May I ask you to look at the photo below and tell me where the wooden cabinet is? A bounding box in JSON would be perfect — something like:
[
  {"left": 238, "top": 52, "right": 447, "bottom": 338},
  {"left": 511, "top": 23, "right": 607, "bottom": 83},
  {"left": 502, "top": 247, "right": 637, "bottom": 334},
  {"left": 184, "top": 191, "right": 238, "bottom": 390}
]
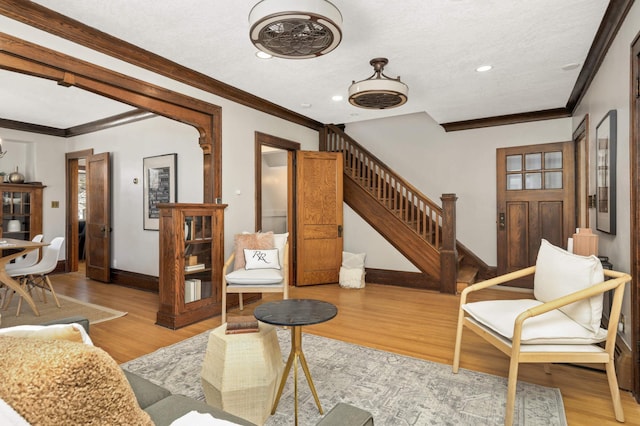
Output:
[
  {"left": 0, "top": 183, "right": 45, "bottom": 241},
  {"left": 156, "top": 203, "right": 226, "bottom": 329}
]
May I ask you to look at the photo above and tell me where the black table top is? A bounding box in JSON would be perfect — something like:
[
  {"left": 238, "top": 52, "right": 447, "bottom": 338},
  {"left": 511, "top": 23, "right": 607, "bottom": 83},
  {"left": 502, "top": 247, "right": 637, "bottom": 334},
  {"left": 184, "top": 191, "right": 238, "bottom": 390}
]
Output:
[{"left": 254, "top": 299, "right": 337, "bottom": 327}]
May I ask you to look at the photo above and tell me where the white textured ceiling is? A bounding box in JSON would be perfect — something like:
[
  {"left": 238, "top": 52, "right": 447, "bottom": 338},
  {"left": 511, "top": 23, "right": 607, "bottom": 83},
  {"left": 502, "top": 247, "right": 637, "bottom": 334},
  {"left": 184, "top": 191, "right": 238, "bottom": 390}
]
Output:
[{"left": 1, "top": 0, "right": 609, "bottom": 128}]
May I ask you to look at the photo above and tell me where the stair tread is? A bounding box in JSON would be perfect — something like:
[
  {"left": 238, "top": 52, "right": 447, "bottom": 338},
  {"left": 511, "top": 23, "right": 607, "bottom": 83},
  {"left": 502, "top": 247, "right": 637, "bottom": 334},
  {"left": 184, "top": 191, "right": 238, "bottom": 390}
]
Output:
[{"left": 457, "top": 265, "right": 478, "bottom": 284}]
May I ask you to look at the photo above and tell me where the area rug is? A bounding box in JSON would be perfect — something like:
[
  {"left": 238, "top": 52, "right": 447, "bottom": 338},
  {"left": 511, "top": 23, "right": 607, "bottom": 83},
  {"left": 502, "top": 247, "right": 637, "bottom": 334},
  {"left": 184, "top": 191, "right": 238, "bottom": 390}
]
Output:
[
  {"left": 122, "top": 328, "right": 566, "bottom": 425},
  {"left": 0, "top": 293, "right": 127, "bottom": 328}
]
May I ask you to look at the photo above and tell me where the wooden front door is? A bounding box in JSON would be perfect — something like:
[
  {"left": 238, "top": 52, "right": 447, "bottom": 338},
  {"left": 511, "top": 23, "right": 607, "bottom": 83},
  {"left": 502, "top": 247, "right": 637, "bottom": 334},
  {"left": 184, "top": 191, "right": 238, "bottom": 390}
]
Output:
[
  {"left": 497, "top": 142, "right": 575, "bottom": 286},
  {"left": 86, "top": 152, "right": 111, "bottom": 282},
  {"left": 296, "top": 151, "right": 343, "bottom": 286}
]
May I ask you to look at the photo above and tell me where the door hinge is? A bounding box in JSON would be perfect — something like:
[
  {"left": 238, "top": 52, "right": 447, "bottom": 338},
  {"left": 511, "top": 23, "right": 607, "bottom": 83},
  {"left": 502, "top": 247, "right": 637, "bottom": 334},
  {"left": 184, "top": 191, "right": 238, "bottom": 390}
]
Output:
[{"left": 636, "top": 77, "right": 640, "bottom": 99}]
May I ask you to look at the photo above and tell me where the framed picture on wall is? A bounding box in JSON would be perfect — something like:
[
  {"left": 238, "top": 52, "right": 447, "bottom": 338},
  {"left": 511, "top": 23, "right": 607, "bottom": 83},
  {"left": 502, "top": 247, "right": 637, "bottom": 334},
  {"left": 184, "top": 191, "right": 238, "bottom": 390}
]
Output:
[
  {"left": 143, "top": 153, "right": 177, "bottom": 230},
  {"left": 595, "top": 110, "right": 616, "bottom": 234}
]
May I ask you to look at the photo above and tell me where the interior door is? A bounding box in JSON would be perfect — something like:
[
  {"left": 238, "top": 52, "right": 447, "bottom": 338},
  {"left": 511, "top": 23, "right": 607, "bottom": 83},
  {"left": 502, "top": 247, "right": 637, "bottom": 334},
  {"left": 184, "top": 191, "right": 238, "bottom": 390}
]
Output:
[
  {"left": 86, "top": 152, "right": 111, "bottom": 282},
  {"left": 296, "top": 151, "right": 343, "bottom": 286},
  {"left": 497, "top": 142, "right": 575, "bottom": 286}
]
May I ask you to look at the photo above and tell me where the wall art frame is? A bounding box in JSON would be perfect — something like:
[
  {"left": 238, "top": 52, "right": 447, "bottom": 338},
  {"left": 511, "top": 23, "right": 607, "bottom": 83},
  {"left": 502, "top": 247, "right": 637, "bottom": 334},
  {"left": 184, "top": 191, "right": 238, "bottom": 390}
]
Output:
[
  {"left": 143, "top": 153, "right": 177, "bottom": 230},
  {"left": 595, "top": 110, "right": 616, "bottom": 234}
]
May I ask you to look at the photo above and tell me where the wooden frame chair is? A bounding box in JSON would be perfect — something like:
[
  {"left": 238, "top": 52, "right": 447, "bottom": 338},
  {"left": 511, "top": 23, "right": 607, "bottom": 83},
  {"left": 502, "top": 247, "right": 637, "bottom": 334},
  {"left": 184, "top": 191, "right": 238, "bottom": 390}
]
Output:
[
  {"left": 221, "top": 237, "right": 289, "bottom": 324},
  {"left": 453, "top": 263, "right": 631, "bottom": 426}
]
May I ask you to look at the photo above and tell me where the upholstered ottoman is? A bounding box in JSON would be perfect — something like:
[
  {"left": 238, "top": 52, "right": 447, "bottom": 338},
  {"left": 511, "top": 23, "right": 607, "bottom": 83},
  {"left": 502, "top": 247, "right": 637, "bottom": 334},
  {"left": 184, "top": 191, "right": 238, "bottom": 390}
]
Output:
[{"left": 201, "top": 322, "right": 283, "bottom": 425}]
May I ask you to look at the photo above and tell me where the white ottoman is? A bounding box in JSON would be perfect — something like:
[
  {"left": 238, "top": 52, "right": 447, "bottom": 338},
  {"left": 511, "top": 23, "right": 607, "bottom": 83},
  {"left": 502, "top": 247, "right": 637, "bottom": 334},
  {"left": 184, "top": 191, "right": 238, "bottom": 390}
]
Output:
[{"left": 201, "top": 322, "right": 283, "bottom": 425}]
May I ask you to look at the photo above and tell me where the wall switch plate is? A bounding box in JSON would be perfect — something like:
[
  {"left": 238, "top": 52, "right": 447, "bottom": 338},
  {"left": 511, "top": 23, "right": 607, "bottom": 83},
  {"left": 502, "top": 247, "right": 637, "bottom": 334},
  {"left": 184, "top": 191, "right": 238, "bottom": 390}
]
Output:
[{"left": 51, "top": 201, "right": 59, "bottom": 208}]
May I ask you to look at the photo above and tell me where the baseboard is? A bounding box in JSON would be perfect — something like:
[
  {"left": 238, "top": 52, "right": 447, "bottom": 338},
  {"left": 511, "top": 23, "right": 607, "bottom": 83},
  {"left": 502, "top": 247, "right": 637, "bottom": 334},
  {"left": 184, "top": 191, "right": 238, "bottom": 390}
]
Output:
[
  {"left": 364, "top": 268, "right": 439, "bottom": 291},
  {"left": 111, "top": 268, "right": 159, "bottom": 292}
]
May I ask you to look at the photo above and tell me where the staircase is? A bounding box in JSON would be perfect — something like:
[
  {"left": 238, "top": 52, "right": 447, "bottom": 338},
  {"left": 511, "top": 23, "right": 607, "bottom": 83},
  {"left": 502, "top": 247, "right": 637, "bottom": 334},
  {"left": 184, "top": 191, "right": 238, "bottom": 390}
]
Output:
[{"left": 321, "top": 125, "right": 493, "bottom": 293}]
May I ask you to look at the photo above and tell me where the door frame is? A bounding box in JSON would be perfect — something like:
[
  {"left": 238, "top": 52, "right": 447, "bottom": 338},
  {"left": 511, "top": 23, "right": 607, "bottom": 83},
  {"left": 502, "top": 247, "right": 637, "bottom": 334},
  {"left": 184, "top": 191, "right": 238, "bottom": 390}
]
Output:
[
  {"left": 65, "top": 149, "right": 93, "bottom": 272},
  {"left": 255, "top": 132, "right": 300, "bottom": 285},
  {"left": 629, "top": 30, "right": 640, "bottom": 399}
]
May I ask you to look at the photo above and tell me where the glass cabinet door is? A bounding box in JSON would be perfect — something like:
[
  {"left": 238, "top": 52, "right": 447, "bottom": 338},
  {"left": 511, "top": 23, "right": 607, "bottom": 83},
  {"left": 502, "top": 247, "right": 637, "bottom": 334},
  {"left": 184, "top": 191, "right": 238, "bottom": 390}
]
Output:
[
  {"left": 183, "top": 214, "right": 213, "bottom": 304},
  {"left": 2, "top": 190, "right": 31, "bottom": 240}
]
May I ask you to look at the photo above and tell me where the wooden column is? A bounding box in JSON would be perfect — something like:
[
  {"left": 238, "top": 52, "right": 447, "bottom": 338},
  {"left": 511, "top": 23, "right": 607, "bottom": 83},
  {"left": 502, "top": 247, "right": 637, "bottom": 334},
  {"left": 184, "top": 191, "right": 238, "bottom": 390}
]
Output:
[{"left": 440, "top": 193, "right": 458, "bottom": 294}]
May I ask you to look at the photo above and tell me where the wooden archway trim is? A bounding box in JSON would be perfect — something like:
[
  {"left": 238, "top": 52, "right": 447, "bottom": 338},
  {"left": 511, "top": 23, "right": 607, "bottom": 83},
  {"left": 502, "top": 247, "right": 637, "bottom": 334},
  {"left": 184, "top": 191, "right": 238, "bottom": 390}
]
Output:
[{"left": 0, "top": 32, "right": 221, "bottom": 201}]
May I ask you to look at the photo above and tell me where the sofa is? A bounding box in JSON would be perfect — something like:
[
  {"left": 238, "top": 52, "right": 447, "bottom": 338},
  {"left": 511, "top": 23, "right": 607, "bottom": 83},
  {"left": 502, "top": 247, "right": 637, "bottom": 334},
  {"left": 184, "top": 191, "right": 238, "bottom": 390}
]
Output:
[{"left": 0, "top": 318, "right": 373, "bottom": 426}]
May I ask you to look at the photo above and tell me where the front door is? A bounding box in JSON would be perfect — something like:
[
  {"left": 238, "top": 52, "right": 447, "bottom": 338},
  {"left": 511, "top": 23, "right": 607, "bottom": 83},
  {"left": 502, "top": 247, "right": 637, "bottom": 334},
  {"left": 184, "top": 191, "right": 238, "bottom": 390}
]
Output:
[
  {"left": 86, "top": 152, "right": 111, "bottom": 282},
  {"left": 497, "top": 142, "right": 575, "bottom": 286},
  {"left": 296, "top": 151, "right": 343, "bottom": 286}
]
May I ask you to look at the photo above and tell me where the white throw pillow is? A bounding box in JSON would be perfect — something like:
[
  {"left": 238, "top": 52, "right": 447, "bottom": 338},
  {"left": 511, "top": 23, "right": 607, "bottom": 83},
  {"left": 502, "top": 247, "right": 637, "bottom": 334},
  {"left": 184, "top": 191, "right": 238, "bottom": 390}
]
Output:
[
  {"left": 534, "top": 239, "right": 604, "bottom": 332},
  {"left": 244, "top": 249, "right": 280, "bottom": 270},
  {"left": 339, "top": 267, "right": 365, "bottom": 289},
  {"left": 0, "top": 323, "right": 93, "bottom": 345},
  {"left": 463, "top": 299, "right": 607, "bottom": 344},
  {"left": 342, "top": 252, "right": 366, "bottom": 269}
]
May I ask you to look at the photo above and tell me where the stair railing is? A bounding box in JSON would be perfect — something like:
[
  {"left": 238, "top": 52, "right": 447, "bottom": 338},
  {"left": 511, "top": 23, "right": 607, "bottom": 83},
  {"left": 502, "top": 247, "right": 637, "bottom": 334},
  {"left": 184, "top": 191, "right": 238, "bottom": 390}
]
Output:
[{"left": 323, "top": 125, "right": 448, "bottom": 251}]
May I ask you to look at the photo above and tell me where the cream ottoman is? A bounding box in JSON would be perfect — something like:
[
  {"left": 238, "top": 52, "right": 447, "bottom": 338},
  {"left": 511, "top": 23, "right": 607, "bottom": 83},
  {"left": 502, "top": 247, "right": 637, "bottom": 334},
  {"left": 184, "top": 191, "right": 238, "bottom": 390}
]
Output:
[{"left": 201, "top": 322, "right": 283, "bottom": 425}]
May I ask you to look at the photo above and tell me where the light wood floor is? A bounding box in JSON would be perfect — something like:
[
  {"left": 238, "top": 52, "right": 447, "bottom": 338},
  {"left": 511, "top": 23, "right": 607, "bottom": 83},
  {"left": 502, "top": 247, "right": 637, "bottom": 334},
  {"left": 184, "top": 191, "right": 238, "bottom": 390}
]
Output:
[{"left": 48, "top": 269, "right": 640, "bottom": 425}]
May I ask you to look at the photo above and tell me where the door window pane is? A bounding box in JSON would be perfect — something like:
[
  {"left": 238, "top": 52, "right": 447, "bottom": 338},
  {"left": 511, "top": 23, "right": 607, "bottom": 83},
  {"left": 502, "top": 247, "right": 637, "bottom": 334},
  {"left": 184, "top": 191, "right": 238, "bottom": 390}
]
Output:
[
  {"left": 507, "top": 174, "right": 522, "bottom": 190},
  {"left": 545, "top": 171, "right": 563, "bottom": 189},
  {"left": 545, "top": 152, "right": 562, "bottom": 169},
  {"left": 525, "top": 153, "right": 542, "bottom": 170},
  {"left": 506, "top": 155, "right": 521, "bottom": 172},
  {"left": 525, "top": 173, "right": 542, "bottom": 189}
]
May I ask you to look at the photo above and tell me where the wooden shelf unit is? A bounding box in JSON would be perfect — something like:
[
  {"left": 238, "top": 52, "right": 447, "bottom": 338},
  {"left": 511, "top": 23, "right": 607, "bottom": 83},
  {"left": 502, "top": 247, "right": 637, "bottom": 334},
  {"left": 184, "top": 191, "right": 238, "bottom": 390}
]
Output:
[
  {"left": 0, "top": 183, "right": 45, "bottom": 241},
  {"left": 156, "top": 203, "right": 226, "bottom": 329}
]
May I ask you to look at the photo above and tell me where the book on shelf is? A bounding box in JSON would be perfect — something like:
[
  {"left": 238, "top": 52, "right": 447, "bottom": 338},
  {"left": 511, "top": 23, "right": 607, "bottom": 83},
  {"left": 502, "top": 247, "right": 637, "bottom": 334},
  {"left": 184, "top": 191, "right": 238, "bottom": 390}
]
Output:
[
  {"left": 184, "top": 263, "right": 205, "bottom": 272},
  {"left": 184, "top": 279, "right": 202, "bottom": 303},
  {"left": 225, "top": 315, "right": 259, "bottom": 334}
]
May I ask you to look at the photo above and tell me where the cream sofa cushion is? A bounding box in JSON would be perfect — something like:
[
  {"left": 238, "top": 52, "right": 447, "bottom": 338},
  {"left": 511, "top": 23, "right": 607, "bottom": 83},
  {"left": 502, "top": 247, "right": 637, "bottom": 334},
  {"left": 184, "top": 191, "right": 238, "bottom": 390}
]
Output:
[
  {"left": 463, "top": 299, "right": 607, "bottom": 344},
  {"left": 534, "top": 239, "right": 604, "bottom": 332}
]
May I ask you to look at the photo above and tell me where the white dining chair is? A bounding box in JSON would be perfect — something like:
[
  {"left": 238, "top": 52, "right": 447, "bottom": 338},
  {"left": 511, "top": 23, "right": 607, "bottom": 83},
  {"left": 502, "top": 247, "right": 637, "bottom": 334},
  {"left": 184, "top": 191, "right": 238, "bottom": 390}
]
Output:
[
  {"left": 6, "top": 237, "right": 64, "bottom": 315},
  {"left": 5, "top": 234, "right": 44, "bottom": 272}
]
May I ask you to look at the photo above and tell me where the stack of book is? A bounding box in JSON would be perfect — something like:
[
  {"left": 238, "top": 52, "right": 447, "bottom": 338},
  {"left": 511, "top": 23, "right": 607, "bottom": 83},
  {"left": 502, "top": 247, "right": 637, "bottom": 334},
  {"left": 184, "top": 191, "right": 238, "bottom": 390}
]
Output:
[
  {"left": 185, "top": 263, "right": 205, "bottom": 272},
  {"left": 184, "top": 278, "right": 202, "bottom": 303},
  {"left": 225, "top": 315, "right": 259, "bottom": 334}
]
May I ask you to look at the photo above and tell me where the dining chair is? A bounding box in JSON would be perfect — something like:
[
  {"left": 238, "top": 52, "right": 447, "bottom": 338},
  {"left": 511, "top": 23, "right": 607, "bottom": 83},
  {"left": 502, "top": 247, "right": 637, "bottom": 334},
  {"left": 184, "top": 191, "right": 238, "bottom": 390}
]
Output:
[
  {"left": 5, "top": 234, "right": 44, "bottom": 272},
  {"left": 221, "top": 232, "right": 289, "bottom": 323},
  {"left": 452, "top": 239, "right": 632, "bottom": 426},
  {"left": 6, "top": 236, "right": 64, "bottom": 316}
]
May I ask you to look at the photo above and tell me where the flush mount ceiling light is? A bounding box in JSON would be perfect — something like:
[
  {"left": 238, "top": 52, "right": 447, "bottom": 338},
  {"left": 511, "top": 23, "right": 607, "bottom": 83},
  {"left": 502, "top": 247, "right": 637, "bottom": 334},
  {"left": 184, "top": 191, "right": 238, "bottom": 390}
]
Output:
[
  {"left": 249, "top": 0, "right": 342, "bottom": 59},
  {"left": 348, "top": 58, "right": 408, "bottom": 109}
]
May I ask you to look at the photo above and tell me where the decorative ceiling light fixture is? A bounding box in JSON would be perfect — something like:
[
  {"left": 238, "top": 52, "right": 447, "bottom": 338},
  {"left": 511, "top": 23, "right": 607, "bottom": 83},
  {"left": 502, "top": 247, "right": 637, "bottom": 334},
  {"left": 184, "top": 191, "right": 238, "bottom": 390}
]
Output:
[
  {"left": 348, "top": 58, "right": 409, "bottom": 109},
  {"left": 249, "top": 0, "right": 342, "bottom": 59}
]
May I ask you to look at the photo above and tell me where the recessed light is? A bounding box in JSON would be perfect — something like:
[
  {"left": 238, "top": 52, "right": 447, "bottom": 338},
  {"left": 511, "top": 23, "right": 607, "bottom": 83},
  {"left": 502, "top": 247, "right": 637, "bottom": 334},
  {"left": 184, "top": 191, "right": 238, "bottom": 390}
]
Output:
[
  {"left": 561, "top": 63, "right": 581, "bottom": 71},
  {"left": 476, "top": 65, "right": 493, "bottom": 72},
  {"left": 300, "top": 103, "right": 312, "bottom": 108},
  {"left": 255, "top": 51, "right": 272, "bottom": 59},
  {"left": 332, "top": 95, "right": 343, "bottom": 102}
]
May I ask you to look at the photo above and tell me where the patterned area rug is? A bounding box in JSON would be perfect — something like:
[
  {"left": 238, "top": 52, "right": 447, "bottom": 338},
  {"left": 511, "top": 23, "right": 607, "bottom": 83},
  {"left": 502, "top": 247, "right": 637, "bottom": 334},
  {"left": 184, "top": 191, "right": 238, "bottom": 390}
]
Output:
[{"left": 122, "top": 328, "right": 567, "bottom": 426}]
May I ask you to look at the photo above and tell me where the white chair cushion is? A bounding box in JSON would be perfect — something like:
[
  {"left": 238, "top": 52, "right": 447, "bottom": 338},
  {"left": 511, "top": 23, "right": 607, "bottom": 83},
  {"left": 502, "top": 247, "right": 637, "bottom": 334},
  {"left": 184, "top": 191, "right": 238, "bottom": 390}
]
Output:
[
  {"left": 463, "top": 299, "right": 607, "bottom": 344},
  {"left": 225, "top": 268, "right": 284, "bottom": 285},
  {"left": 534, "top": 239, "right": 604, "bottom": 332},
  {"left": 273, "top": 232, "right": 289, "bottom": 267},
  {"left": 244, "top": 249, "right": 280, "bottom": 270}
]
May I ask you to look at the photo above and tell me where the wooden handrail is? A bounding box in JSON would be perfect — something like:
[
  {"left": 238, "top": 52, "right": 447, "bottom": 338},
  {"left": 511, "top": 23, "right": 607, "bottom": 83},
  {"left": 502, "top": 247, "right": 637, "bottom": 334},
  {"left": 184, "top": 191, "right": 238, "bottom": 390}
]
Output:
[{"left": 323, "top": 124, "right": 447, "bottom": 251}]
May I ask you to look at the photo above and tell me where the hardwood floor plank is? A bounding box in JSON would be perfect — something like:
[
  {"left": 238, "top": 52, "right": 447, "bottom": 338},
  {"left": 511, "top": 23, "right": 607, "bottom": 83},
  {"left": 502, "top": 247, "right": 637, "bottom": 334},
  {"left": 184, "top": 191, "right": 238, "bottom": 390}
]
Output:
[{"left": 48, "top": 271, "right": 640, "bottom": 425}]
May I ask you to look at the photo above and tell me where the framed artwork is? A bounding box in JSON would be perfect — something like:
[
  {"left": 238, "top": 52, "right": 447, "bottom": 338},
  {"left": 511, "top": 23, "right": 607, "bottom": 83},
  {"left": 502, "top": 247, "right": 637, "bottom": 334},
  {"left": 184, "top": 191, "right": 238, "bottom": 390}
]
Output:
[
  {"left": 595, "top": 110, "right": 616, "bottom": 234},
  {"left": 143, "top": 153, "right": 177, "bottom": 230}
]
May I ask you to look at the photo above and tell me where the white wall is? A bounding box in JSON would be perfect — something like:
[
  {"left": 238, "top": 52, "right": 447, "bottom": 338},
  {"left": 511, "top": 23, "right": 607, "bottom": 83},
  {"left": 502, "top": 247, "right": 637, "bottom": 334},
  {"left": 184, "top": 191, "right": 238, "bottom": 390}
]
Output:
[
  {"left": 344, "top": 112, "right": 572, "bottom": 269},
  {"left": 0, "top": 129, "right": 67, "bottom": 252},
  {"left": 572, "top": 1, "right": 640, "bottom": 345}
]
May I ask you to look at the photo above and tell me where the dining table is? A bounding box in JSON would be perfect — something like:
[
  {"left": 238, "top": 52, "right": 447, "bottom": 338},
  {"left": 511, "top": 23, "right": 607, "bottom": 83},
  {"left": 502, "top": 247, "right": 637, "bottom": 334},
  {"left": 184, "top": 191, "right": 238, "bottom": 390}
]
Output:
[{"left": 0, "top": 237, "right": 47, "bottom": 316}]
